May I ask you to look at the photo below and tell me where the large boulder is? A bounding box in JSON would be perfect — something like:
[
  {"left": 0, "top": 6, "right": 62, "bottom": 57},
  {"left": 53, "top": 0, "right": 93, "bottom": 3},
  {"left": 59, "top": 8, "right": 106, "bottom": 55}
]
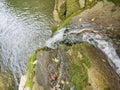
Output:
[
  {"left": 53, "top": 0, "right": 99, "bottom": 22},
  {"left": 30, "top": 43, "right": 120, "bottom": 90}
]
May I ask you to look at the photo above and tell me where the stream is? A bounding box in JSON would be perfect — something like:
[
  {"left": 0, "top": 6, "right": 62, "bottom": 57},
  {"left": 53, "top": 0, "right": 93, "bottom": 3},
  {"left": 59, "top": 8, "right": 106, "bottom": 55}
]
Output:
[
  {"left": 0, "top": 0, "right": 54, "bottom": 88},
  {"left": 46, "top": 22, "right": 120, "bottom": 76},
  {"left": 0, "top": 0, "right": 120, "bottom": 89}
]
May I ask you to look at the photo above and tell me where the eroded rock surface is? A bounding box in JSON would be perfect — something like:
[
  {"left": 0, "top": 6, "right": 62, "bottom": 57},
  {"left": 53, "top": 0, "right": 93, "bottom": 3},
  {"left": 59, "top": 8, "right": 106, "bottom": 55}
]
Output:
[
  {"left": 69, "top": 0, "right": 120, "bottom": 57},
  {"left": 33, "top": 43, "right": 120, "bottom": 90}
]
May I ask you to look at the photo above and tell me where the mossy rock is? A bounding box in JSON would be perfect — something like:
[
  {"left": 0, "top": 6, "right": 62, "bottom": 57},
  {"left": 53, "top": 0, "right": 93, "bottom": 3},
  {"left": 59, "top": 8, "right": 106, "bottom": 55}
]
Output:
[
  {"left": 58, "top": 1, "right": 66, "bottom": 21},
  {"left": 66, "top": 0, "right": 80, "bottom": 17},
  {"left": 24, "top": 47, "right": 49, "bottom": 90},
  {"left": 24, "top": 43, "right": 120, "bottom": 90},
  {"left": 34, "top": 43, "right": 90, "bottom": 90},
  {"left": 53, "top": 0, "right": 102, "bottom": 32},
  {"left": 0, "top": 72, "right": 15, "bottom": 90},
  {"left": 108, "top": 0, "right": 120, "bottom": 5}
]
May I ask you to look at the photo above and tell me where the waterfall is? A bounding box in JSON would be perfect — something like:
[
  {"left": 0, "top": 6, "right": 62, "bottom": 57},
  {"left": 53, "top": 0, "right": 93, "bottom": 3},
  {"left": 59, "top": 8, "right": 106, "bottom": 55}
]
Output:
[{"left": 46, "top": 22, "right": 120, "bottom": 76}]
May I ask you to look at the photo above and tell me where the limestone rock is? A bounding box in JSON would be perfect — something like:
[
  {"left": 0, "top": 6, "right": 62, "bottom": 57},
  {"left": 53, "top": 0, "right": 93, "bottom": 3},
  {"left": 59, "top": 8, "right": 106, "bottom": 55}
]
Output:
[
  {"left": 34, "top": 43, "right": 120, "bottom": 90},
  {"left": 79, "top": 0, "right": 85, "bottom": 8}
]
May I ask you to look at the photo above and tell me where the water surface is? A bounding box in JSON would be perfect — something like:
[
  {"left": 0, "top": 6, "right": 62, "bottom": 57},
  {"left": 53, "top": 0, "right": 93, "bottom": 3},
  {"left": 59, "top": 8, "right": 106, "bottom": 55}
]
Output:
[{"left": 0, "top": 0, "right": 54, "bottom": 87}]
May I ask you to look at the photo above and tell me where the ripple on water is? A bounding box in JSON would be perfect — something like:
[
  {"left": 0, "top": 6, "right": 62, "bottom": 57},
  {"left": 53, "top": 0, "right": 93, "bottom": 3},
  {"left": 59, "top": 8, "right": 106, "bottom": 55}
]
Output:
[{"left": 0, "top": 0, "right": 54, "bottom": 87}]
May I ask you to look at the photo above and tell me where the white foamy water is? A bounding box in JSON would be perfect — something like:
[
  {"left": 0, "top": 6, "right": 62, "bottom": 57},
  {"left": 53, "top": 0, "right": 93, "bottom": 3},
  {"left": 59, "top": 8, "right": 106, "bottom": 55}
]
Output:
[
  {"left": 46, "top": 24, "right": 120, "bottom": 76},
  {"left": 82, "top": 32, "right": 120, "bottom": 74},
  {"left": 0, "top": 0, "right": 53, "bottom": 87},
  {"left": 46, "top": 28, "right": 66, "bottom": 49}
]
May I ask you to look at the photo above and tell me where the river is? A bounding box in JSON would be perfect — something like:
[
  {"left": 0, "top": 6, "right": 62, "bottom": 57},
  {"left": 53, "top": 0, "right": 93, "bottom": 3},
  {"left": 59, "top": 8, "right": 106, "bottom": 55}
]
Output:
[{"left": 0, "top": 0, "right": 54, "bottom": 88}]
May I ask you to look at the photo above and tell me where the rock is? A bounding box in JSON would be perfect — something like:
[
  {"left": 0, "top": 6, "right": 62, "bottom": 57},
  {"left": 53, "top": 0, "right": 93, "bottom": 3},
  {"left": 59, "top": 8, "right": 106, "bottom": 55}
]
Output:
[
  {"left": 79, "top": 0, "right": 85, "bottom": 8},
  {"left": 32, "top": 76, "right": 44, "bottom": 90},
  {"left": 0, "top": 72, "right": 15, "bottom": 90},
  {"left": 22, "top": 1, "right": 120, "bottom": 89},
  {"left": 33, "top": 43, "right": 120, "bottom": 90},
  {"left": 66, "top": 0, "right": 80, "bottom": 17},
  {"left": 53, "top": 0, "right": 66, "bottom": 26},
  {"left": 70, "top": 0, "right": 120, "bottom": 32}
]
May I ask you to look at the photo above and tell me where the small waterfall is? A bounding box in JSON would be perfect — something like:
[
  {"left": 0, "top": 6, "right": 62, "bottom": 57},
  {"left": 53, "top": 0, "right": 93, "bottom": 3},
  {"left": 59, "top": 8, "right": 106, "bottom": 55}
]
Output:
[
  {"left": 46, "top": 22, "right": 120, "bottom": 75},
  {"left": 46, "top": 28, "right": 66, "bottom": 49},
  {"left": 81, "top": 32, "right": 120, "bottom": 74}
]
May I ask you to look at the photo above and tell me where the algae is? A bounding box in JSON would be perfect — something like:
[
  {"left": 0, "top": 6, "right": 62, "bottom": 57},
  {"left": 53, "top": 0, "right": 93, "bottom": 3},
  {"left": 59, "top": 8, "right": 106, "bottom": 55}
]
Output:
[
  {"left": 58, "top": 43, "right": 91, "bottom": 90},
  {"left": 68, "top": 43, "right": 91, "bottom": 90}
]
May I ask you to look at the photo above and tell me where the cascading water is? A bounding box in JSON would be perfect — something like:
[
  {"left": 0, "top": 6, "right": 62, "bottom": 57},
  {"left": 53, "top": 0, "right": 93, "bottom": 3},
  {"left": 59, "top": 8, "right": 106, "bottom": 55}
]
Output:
[
  {"left": 0, "top": 0, "right": 54, "bottom": 88},
  {"left": 46, "top": 22, "right": 120, "bottom": 76}
]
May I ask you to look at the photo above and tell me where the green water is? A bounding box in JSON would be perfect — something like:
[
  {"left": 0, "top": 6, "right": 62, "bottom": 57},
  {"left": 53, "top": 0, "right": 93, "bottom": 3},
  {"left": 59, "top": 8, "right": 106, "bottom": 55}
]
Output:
[{"left": 0, "top": 0, "right": 54, "bottom": 89}]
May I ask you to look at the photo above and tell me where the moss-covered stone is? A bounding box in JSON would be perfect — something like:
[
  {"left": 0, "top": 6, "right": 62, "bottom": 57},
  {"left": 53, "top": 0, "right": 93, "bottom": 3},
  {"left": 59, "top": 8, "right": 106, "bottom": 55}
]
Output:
[
  {"left": 53, "top": 0, "right": 101, "bottom": 33},
  {"left": 24, "top": 47, "right": 48, "bottom": 90},
  {"left": 108, "top": 0, "right": 120, "bottom": 5},
  {"left": 58, "top": 1, "right": 66, "bottom": 21},
  {"left": 35, "top": 43, "right": 91, "bottom": 90},
  {"left": 0, "top": 72, "right": 15, "bottom": 90},
  {"left": 23, "top": 42, "right": 120, "bottom": 90},
  {"left": 66, "top": 0, "right": 80, "bottom": 17},
  {"left": 57, "top": 44, "right": 91, "bottom": 90}
]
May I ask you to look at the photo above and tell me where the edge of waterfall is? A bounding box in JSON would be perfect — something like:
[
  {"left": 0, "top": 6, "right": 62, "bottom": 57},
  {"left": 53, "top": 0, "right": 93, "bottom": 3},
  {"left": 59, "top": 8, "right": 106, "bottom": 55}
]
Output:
[{"left": 19, "top": 0, "right": 120, "bottom": 90}]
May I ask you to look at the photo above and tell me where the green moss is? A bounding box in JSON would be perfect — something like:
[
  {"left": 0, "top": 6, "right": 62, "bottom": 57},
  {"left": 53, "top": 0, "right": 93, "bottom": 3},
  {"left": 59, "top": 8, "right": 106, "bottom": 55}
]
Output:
[
  {"left": 58, "top": 43, "right": 92, "bottom": 89},
  {"left": 71, "top": 64, "right": 88, "bottom": 90},
  {"left": 108, "top": 0, "right": 120, "bottom": 5},
  {"left": 24, "top": 47, "right": 47, "bottom": 90},
  {"left": 52, "top": 25, "right": 58, "bottom": 34},
  {"left": 85, "top": 0, "right": 99, "bottom": 8},
  {"left": 57, "top": 17, "right": 71, "bottom": 30},
  {"left": 66, "top": 0, "right": 80, "bottom": 17},
  {"left": 67, "top": 43, "right": 91, "bottom": 90},
  {"left": 53, "top": 0, "right": 100, "bottom": 33},
  {"left": 58, "top": 1, "right": 66, "bottom": 21}
]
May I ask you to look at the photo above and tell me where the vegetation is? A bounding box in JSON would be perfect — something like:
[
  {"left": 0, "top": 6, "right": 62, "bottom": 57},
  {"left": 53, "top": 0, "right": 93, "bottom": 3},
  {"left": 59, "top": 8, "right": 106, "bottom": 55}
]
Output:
[
  {"left": 108, "top": 0, "right": 120, "bottom": 5},
  {"left": 66, "top": 0, "right": 80, "bottom": 17},
  {"left": 57, "top": 43, "right": 91, "bottom": 90},
  {"left": 52, "top": 0, "right": 101, "bottom": 33},
  {"left": 24, "top": 0, "right": 120, "bottom": 89},
  {"left": 68, "top": 43, "right": 91, "bottom": 90},
  {"left": 24, "top": 47, "right": 47, "bottom": 90}
]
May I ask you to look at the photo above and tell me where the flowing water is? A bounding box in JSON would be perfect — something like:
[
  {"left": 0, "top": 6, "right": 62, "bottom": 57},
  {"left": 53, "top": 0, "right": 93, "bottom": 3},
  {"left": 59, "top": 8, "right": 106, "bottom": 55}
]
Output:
[
  {"left": 0, "top": 0, "right": 54, "bottom": 88},
  {"left": 46, "top": 22, "right": 120, "bottom": 76},
  {"left": 0, "top": 0, "right": 120, "bottom": 89}
]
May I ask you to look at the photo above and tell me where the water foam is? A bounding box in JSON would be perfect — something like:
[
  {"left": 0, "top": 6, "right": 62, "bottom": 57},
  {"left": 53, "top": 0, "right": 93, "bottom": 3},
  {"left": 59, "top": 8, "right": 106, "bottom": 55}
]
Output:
[
  {"left": 46, "top": 23, "right": 120, "bottom": 75},
  {"left": 46, "top": 28, "right": 66, "bottom": 49},
  {"left": 0, "top": 0, "right": 52, "bottom": 87}
]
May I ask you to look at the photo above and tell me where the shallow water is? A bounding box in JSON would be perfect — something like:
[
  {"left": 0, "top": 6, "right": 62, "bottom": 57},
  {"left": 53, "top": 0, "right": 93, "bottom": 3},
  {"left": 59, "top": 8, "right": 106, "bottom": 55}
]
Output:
[{"left": 0, "top": 0, "right": 54, "bottom": 87}]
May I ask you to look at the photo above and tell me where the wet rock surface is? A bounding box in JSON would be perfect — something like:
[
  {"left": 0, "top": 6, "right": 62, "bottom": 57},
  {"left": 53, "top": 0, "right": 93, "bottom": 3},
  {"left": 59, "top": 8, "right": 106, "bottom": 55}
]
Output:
[
  {"left": 69, "top": 0, "right": 120, "bottom": 57},
  {"left": 20, "top": 0, "right": 120, "bottom": 90},
  {"left": 34, "top": 43, "right": 120, "bottom": 90}
]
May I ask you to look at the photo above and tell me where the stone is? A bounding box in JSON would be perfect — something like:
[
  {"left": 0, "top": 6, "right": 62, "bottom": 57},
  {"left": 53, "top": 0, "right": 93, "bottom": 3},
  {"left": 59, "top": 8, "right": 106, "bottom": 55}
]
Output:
[
  {"left": 79, "top": 0, "right": 85, "bottom": 8},
  {"left": 0, "top": 72, "right": 15, "bottom": 90}
]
